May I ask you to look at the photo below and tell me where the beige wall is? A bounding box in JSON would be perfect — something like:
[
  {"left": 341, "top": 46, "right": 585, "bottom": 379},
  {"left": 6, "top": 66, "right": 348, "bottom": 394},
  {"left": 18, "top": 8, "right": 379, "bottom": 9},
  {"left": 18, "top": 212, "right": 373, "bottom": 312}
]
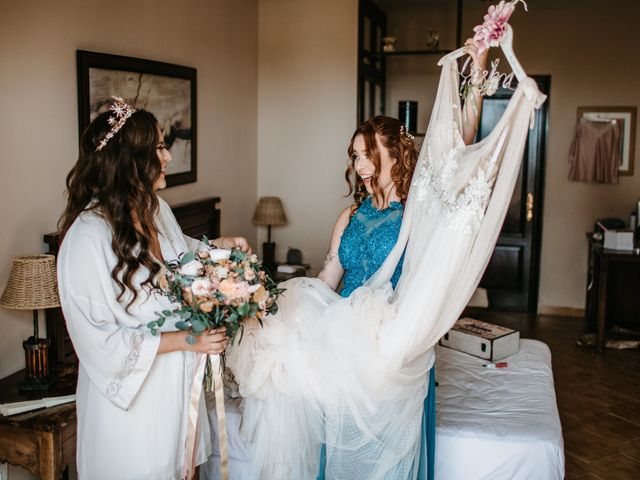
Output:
[
  {"left": 0, "top": 0, "right": 258, "bottom": 385},
  {"left": 383, "top": 0, "right": 640, "bottom": 312},
  {"left": 462, "top": 0, "right": 640, "bottom": 311},
  {"left": 257, "top": 0, "right": 640, "bottom": 309},
  {"left": 256, "top": 0, "right": 359, "bottom": 271},
  {"left": 1, "top": 0, "right": 637, "bottom": 383}
]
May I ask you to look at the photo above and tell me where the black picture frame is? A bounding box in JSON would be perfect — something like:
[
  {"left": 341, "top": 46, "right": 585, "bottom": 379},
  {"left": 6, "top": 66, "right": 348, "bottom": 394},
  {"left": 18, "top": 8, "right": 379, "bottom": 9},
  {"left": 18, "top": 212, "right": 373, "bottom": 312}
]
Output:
[{"left": 77, "top": 50, "right": 197, "bottom": 187}]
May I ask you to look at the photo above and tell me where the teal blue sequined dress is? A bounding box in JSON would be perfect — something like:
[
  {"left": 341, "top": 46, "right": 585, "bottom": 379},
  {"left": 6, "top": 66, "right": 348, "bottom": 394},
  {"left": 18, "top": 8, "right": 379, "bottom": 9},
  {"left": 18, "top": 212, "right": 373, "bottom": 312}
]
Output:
[{"left": 317, "top": 196, "right": 436, "bottom": 480}]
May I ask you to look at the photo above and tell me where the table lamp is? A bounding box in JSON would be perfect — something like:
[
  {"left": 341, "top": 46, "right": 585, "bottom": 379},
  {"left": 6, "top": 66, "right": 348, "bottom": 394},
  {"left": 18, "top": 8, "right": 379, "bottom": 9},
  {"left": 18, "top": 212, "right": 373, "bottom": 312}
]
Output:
[
  {"left": 253, "top": 197, "right": 288, "bottom": 273},
  {"left": 0, "top": 254, "right": 60, "bottom": 390}
]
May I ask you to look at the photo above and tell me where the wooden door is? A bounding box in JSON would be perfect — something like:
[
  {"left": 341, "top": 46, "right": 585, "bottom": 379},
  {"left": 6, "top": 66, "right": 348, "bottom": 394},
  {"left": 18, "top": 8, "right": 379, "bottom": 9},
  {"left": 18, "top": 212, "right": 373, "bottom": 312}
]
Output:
[{"left": 478, "top": 76, "right": 550, "bottom": 312}]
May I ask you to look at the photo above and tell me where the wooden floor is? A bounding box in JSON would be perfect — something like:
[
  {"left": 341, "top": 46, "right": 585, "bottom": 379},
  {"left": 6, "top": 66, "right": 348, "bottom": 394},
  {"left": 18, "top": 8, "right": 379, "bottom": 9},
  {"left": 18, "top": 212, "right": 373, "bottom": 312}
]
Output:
[{"left": 467, "top": 310, "right": 640, "bottom": 480}]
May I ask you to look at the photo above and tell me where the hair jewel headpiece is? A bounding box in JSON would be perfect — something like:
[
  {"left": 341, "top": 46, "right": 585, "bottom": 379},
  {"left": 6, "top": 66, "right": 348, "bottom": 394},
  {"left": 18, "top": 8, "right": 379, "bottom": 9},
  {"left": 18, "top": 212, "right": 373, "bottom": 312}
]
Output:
[
  {"left": 95, "top": 96, "right": 136, "bottom": 152},
  {"left": 400, "top": 124, "right": 415, "bottom": 141},
  {"left": 472, "top": 0, "right": 527, "bottom": 53}
]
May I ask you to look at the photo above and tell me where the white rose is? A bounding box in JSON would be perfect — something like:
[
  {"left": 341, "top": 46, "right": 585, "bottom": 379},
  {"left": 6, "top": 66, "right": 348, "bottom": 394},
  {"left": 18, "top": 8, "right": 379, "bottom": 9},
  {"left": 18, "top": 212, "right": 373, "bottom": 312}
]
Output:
[
  {"left": 179, "top": 260, "right": 203, "bottom": 276},
  {"left": 209, "top": 248, "right": 232, "bottom": 262},
  {"left": 214, "top": 266, "right": 229, "bottom": 279},
  {"left": 191, "top": 278, "right": 212, "bottom": 296}
]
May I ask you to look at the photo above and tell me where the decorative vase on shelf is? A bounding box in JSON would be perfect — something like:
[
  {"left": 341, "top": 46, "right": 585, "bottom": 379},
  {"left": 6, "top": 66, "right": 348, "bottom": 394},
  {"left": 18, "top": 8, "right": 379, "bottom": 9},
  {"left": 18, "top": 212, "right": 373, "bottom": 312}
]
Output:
[
  {"left": 398, "top": 101, "right": 418, "bottom": 135},
  {"left": 426, "top": 30, "right": 439, "bottom": 50},
  {"left": 382, "top": 36, "right": 397, "bottom": 52}
]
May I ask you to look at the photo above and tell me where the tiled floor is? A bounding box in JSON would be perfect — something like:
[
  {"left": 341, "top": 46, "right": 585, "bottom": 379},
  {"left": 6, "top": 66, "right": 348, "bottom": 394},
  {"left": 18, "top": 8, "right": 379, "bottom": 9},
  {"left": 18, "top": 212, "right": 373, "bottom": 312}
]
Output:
[{"left": 465, "top": 309, "right": 640, "bottom": 480}]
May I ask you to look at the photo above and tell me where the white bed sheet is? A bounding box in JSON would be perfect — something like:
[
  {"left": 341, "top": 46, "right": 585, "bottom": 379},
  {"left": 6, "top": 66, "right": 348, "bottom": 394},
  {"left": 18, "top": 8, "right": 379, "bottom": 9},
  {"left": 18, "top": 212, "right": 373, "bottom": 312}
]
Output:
[{"left": 435, "top": 339, "right": 565, "bottom": 480}]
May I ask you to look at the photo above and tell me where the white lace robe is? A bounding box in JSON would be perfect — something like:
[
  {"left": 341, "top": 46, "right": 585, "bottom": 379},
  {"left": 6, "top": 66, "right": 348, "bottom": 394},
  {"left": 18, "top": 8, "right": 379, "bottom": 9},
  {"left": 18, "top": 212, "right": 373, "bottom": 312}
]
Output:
[{"left": 58, "top": 197, "right": 211, "bottom": 480}]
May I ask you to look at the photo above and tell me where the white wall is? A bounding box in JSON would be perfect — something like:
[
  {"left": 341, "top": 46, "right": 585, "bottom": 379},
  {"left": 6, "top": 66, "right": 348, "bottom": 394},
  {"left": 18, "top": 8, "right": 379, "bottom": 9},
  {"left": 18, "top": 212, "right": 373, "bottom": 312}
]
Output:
[{"left": 256, "top": 0, "right": 359, "bottom": 271}]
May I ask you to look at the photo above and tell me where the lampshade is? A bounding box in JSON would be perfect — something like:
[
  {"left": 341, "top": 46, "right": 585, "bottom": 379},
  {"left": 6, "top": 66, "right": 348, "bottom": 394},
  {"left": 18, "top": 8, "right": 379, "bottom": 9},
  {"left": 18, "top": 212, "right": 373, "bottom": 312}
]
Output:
[
  {"left": 253, "top": 197, "right": 288, "bottom": 226},
  {"left": 0, "top": 254, "right": 60, "bottom": 310}
]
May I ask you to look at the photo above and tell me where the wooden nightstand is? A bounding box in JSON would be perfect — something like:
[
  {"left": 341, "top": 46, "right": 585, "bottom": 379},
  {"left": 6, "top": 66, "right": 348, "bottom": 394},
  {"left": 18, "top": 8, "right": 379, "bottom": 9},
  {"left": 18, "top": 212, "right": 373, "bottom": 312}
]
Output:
[
  {"left": 272, "top": 264, "right": 310, "bottom": 282},
  {"left": 0, "top": 364, "right": 77, "bottom": 479}
]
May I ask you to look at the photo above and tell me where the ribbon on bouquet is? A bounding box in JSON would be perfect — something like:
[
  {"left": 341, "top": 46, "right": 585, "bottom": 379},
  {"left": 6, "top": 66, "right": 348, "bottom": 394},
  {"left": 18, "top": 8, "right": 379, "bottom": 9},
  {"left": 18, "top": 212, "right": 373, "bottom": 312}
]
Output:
[{"left": 182, "top": 353, "right": 229, "bottom": 480}]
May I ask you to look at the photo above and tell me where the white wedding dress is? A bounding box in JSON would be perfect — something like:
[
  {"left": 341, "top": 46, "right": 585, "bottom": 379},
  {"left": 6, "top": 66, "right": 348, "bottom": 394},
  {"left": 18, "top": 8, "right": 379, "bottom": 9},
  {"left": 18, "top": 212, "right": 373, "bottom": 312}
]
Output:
[{"left": 227, "top": 54, "right": 546, "bottom": 479}]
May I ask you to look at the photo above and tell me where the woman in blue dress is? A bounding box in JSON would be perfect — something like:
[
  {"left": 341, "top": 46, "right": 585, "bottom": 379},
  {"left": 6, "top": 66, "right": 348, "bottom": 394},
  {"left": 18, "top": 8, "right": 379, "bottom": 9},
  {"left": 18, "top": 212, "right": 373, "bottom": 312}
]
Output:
[
  {"left": 316, "top": 39, "right": 486, "bottom": 480},
  {"left": 316, "top": 115, "right": 433, "bottom": 480}
]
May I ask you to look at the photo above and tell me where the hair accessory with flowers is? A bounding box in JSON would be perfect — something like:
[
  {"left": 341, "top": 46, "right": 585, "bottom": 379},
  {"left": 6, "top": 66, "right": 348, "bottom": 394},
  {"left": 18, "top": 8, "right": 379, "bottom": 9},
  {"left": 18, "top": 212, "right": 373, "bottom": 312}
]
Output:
[
  {"left": 472, "top": 0, "right": 527, "bottom": 54},
  {"left": 95, "top": 96, "right": 136, "bottom": 152},
  {"left": 400, "top": 124, "right": 415, "bottom": 141}
]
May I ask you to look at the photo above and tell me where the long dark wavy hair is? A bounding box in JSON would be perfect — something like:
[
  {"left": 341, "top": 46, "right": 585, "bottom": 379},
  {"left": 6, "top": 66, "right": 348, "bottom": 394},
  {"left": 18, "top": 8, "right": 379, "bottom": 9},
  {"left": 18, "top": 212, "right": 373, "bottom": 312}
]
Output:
[
  {"left": 345, "top": 116, "right": 418, "bottom": 209},
  {"left": 58, "top": 108, "right": 163, "bottom": 308}
]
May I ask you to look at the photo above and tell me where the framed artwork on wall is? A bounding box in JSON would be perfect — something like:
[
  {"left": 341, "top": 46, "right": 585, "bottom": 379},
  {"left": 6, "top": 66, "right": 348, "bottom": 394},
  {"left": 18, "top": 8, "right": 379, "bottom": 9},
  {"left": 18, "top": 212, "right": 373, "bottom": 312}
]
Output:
[
  {"left": 77, "top": 50, "right": 197, "bottom": 187},
  {"left": 577, "top": 106, "right": 637, "bottom": 176}
]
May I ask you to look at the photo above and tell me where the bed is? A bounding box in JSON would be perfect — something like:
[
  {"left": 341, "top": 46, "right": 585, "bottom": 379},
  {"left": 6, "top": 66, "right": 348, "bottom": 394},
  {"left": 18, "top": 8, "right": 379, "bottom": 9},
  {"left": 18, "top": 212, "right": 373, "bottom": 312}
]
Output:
[
  {"left": 434, "top": 339, "right": 565, "bottom": 480},
  {"left": 203, "top": 338, "right": 564, "bottom": 479}
]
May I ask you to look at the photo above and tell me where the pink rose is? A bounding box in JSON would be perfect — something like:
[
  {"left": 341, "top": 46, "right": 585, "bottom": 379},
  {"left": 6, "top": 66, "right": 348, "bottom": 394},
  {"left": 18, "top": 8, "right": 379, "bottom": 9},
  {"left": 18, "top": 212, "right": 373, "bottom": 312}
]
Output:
[{"left": 218, "top": 279, "right": 236, "bottom": 298}]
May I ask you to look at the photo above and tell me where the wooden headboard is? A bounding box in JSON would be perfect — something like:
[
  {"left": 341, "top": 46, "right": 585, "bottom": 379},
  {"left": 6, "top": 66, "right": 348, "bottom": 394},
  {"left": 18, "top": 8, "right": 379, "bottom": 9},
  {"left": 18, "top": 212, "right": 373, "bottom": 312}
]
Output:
[{"left": 44, "top": 197, "right": 221, "bottom": 363}]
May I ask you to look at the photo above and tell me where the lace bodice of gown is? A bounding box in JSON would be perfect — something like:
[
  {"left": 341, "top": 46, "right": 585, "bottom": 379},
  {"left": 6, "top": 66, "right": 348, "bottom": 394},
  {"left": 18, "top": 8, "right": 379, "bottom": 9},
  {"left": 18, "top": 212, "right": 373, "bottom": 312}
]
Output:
[{"left": 338, "top": 197, "right": 404, "bottom": 297}]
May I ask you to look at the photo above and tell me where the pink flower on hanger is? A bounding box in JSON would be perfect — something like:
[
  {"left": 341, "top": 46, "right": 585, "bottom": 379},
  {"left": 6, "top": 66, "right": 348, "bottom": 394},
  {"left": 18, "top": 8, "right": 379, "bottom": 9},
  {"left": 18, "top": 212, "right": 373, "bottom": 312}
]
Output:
[{"left": 472, "top": 0, "right": 519, "bottom": 53}]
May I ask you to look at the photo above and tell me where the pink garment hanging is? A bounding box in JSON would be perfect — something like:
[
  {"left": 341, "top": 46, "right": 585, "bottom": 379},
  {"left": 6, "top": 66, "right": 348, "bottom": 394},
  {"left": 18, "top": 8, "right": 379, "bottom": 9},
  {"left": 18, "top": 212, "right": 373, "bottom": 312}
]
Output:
[{"left": 569, "top": 118, "right": 622, "bottom": 184}]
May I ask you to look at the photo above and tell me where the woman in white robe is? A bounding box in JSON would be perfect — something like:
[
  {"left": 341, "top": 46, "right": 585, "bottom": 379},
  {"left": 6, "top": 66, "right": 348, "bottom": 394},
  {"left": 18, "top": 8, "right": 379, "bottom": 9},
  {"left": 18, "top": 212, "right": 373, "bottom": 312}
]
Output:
[{"left": 58, "top": 101, "right": 249, "bottom": 479}]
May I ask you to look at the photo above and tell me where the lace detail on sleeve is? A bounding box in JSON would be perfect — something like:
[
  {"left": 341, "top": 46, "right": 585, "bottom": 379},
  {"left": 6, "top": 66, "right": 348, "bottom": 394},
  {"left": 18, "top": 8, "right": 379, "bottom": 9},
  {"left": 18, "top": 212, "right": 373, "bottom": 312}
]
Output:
[{"left": 105, "top": 330, "right": 145, "bottom": 400}]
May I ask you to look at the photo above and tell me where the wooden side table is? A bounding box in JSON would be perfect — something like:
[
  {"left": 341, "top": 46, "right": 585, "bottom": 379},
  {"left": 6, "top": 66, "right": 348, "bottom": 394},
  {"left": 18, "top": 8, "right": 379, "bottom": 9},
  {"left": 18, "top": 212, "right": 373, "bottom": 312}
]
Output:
[
  {"left": 585, "top": 237, "right": 640, "bottom": 353},
  {"left": 0, "top": 364, "right": 77, "bottom": 479},
  {"left": 273, "top": 264, "right": 310, "bottom": 282}
]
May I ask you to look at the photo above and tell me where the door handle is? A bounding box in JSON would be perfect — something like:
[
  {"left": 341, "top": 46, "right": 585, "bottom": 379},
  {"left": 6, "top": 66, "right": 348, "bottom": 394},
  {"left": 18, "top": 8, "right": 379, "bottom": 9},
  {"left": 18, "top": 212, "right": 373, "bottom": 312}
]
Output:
[{"left": 526, "top": 192, "right": 534, "bottom": 222}]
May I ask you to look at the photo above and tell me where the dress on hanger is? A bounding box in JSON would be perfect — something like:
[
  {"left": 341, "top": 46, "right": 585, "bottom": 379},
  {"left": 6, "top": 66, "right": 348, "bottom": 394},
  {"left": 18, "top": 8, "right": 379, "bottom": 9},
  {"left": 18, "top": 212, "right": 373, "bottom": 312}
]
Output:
[
  {"left": 227, "top": 52, "right": 546, "bottom": 480},
  {"left": 569, "top": 118, "right": 622, "bottom": 183}
]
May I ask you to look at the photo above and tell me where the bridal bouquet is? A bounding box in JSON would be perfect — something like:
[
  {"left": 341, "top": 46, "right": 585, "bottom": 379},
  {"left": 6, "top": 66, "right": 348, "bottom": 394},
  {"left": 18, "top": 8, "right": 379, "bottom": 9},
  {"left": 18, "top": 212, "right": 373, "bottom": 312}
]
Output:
[
  {"left": 148, "top": 241, "right": 283, "bottom": 479},
  {"left": 148, "top": 240, "right": 283, "bottom": 345}
]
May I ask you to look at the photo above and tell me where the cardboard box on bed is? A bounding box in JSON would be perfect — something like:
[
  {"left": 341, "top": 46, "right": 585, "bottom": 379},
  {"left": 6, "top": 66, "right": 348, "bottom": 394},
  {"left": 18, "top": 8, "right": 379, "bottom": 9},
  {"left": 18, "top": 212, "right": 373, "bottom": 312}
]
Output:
[{"left": 440, "top": 318, "right": 519, "bottom": 361}]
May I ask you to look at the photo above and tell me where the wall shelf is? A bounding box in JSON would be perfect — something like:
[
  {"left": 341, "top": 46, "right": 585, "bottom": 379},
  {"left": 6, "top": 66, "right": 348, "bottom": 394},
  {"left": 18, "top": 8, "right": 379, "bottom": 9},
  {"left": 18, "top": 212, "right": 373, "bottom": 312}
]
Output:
[{"left": 381, "top": 49, "right": 452, "bottom": 57}]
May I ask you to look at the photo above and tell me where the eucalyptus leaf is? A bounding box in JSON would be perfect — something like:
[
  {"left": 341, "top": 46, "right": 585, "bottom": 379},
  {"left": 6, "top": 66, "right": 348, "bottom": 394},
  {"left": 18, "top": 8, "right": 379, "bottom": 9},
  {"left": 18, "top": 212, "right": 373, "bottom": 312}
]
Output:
[
  {"left": 238, "top": 303, "right": 250, "bottom": 317},
  {"left": 191, "top": 319, "right": 206, "bottom": 333},
  {"left": 175, "top": 320, "right": 189, "bottom": 330},
  {"left": 186, "top": 335, "right": 196, "bottom": 345},
  {"left": 179, "top": 252, "right": 196, "bottom": 265}
]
